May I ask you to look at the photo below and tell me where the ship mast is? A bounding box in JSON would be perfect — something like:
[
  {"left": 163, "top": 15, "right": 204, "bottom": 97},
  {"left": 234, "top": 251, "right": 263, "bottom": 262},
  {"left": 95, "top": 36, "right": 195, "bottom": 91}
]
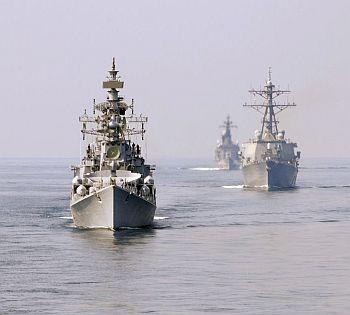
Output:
[
  {"left": 220, "top": 115, "right": 237, "bottom": 141},
  {"left": 79, "top": 58, "right": 148, "bottom": 143},
  {"left": 243, "top": 68, "right": 296, "bottom": 139}
]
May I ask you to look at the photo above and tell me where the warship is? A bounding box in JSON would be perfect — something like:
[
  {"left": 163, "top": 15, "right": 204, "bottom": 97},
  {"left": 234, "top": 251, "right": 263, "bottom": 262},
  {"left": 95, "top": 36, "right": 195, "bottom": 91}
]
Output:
[
  {"left": 215, "top": 116, "right": 240, "bottom": 170},
  {"left": 70, "top": 58, "right": 156, "bottom": 229},
  {"left": 240, "top": 69, "right": 301, "bottom": 189}
]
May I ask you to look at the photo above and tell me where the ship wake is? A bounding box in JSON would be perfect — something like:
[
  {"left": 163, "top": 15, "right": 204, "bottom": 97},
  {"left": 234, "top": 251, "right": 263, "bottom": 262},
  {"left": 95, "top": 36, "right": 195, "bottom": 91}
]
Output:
[
  {"left": 189, "top": 167, "right": 221, "bottom": 171},
  {"left": 222, "top": 185, "right": 245, "bottom": 189}
]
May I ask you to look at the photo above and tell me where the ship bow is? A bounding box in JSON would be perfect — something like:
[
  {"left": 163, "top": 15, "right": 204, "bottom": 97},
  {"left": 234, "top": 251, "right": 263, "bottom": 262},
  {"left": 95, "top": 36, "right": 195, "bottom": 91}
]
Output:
[
  {"left": 242, "top": 161, "right": 298, "bottom": 189},
  {"left": 71, "top": 186, "right": 156, "bottom": 229}
]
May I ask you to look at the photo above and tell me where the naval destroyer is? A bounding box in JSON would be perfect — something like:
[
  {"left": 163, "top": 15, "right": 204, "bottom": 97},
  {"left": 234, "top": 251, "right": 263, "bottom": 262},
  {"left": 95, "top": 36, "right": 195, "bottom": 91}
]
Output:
[
  {"left": 240, "top": 69, "right": 301, "bottom": 189},
  {"left": 70, "top": 58, "right": 156, "bottom": 229},
  {"left": 215, "top": 115, "right": 240, "bottom": 170}
]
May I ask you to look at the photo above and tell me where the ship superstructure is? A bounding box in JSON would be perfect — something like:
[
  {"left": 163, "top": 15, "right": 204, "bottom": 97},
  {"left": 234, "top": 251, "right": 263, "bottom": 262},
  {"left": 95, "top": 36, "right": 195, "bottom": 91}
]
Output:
[
  {"left": 240, "top": 69, "right": 301, "bottom": 189},
  {"left": 215, "top": 115, "right": 240, "bottom": 170},
  {"left": 70, "top": 58, "right": 156, "bottom": 229}
]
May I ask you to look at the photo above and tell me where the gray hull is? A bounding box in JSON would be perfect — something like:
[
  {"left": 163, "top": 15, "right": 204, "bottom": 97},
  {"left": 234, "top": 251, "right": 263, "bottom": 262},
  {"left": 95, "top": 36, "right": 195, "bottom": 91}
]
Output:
[
  {"left": 71, "top": 185, "right": 156, "bottom": 229},
  {"left": 217, "top": 158, "right": 240, "bottom": 170},
  {"left": 242, "top": 160, "right": 297, "bottom": 189}
]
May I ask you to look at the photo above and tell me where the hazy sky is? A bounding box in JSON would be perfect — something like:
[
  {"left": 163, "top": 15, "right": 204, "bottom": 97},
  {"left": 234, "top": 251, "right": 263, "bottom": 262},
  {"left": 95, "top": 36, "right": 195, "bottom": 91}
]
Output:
[{"left": 1, "top": 0, "right": 349, "bottom": 161}]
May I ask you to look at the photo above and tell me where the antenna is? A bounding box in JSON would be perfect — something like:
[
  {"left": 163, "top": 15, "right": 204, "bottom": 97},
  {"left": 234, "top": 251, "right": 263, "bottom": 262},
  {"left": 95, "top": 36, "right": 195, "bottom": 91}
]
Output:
[
  {"left": 243, "top": 70, "right": 296, "bottom": 138},
  {"left": 82, "top": 122, "right": 86, "bottom": 140}
]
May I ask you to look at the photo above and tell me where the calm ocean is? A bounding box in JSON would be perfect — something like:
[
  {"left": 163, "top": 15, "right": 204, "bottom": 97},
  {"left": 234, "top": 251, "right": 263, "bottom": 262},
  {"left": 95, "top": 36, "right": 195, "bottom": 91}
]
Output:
[{"left": 1, "top": 157, "right": 350, "bottom": 314}]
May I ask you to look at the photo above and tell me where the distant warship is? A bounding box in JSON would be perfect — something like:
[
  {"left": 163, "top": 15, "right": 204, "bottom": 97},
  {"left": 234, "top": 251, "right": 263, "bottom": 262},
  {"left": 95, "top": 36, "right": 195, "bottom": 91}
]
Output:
[
  {"left": 70, "top": 58, "right": 156, "bottom": 229},
  {"left": 215, "top": 115, "right": 240, "bottom": 170},
  {"left": 240, "top": 69, "right": 301, "bottom": 189}
]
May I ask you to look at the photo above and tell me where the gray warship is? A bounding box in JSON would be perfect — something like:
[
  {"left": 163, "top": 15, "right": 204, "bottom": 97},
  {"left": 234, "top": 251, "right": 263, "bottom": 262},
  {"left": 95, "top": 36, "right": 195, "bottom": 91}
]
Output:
[
  {"left": 70, "top": 58, "right": 156, "bottom": 229},
  {"left": 240, "top": 69, "right": 301, "bottom": 189},
  {"left": 215, "top": 115, "right": 240, "bottom": 170}
]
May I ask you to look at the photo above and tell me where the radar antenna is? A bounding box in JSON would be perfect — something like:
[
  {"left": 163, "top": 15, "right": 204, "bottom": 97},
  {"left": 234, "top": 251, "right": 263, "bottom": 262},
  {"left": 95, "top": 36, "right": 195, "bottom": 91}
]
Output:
[
  {"left": 79, "top": 58, "right": 149, "bottom": 143},
  {"left": 243, "top": 68, "right": 296, "bottom": 138}
]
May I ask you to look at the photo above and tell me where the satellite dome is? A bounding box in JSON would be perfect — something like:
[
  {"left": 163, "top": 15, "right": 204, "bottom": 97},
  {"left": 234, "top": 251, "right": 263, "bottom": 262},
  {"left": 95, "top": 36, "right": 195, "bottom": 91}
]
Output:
[
  {"left": 72, "top": 176, "right": 81, "bottom": 185},
  {"left": 144, "top": 175, "right": 154, "bottom": 185},
  {"left": 76, "top": 185, "right": 87, "bottom": 196}
]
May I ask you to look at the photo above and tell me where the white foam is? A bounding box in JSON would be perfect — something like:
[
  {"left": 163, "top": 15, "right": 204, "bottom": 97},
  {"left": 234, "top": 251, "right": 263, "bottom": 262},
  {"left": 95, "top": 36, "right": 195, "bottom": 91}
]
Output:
[
  {"left": 59, "top": 216, "right": 73, "bottom": 220},
  {"left": 77, "top": 226, "right": 114, "bottom": 230},
  {"left": 253, "top": 185, "right": 269, "bottom": 189},
  {"left": 154, "top": 216, "right": 169, "bottom": 220},
  {"left": 190, "top": 167, "right": 221, "bottom": 171},
  {"left": 222, "top": 185, "right": 245, "bottom": 189}
]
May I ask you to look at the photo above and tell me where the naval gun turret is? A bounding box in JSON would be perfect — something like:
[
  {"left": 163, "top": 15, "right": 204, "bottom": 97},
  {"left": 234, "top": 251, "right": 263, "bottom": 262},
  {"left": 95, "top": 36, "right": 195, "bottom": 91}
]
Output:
[{"left": 240, "top": 68, "right": 301, "bottom": 189}]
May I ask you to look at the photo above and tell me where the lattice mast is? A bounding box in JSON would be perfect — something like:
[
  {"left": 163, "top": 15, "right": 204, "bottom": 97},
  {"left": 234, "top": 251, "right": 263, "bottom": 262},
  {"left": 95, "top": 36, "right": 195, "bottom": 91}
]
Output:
[
  {"left": 220, "top": 115, "right": 237, "bottom": 139},
  {"left": 243, "top": 68, "right": 296, "bottom": 138}
]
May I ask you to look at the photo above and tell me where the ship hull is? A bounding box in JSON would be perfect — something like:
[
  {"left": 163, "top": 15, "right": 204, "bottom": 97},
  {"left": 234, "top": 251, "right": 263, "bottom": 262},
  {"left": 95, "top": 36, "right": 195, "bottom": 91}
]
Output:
[
  {"left": 217, "top": 158, "right": 240, "bottom": 170},
  {"left": 242, "top": 160, "right": 297, "bottom": 189},
  {"left": 70, "top": 185, "right": 156, "bottom": 229}
]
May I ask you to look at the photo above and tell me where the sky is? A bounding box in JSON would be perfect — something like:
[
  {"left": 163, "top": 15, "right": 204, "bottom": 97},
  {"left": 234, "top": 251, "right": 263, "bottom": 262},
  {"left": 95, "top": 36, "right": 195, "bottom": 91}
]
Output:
[{"left": 0, "top": 0, "right": 349, "bottom": 161}]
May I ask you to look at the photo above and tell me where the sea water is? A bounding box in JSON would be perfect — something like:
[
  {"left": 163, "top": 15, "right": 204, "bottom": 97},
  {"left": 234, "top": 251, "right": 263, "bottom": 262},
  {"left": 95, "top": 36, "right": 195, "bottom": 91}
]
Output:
[{"left": 1, "top": 157, "right": 350, "bottom": 314}]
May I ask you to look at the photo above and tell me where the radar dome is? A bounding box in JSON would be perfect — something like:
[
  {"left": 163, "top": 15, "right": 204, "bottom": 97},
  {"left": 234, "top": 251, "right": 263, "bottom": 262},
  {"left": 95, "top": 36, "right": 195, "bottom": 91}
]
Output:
[
  {"left": 72, "top": 176, "right": 81, "bottom": 185},
  {"left": 76, "top": 185, "right": 87, "bottom": 196},
  {"left": 277, "top": 132, "right": 284, "bottom": 140},
  {"left": 144, "top": 176, "right": 154, "bottom": 185}
]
